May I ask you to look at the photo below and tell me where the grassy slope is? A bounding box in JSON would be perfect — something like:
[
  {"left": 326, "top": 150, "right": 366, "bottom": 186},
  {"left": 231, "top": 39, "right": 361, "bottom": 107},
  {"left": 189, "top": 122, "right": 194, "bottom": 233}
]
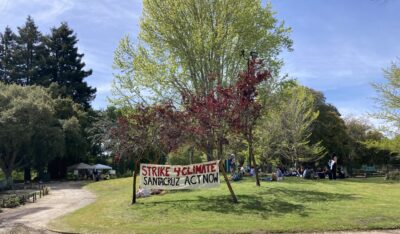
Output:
[{"left": 51, "top": 177, "right": 400, "bottom": 234}]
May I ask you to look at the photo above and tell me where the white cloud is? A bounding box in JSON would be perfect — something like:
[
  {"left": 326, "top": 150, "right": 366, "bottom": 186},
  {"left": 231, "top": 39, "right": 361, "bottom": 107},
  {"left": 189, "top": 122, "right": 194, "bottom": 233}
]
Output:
[{"left": 0, "top": 0, "right": 74, "bottom": 23}]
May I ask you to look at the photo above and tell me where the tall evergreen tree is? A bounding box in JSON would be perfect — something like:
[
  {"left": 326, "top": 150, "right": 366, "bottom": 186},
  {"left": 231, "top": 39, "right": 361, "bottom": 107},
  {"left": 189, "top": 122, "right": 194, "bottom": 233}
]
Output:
[
  {"left": 44, "top": 22, "right": 96, "bottom": 109},
  {"left": 0, "top": 27, "right": 18, "bottom": 84},
  {"left": 15, "top": 16, "right": 46, "bottom": 85}
]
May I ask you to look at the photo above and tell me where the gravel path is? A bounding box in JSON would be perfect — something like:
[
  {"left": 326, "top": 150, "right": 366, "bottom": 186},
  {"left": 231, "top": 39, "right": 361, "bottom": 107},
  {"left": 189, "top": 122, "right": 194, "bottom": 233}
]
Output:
[{"left": 0, "top": 181, "right": 95, "bottom": 233}]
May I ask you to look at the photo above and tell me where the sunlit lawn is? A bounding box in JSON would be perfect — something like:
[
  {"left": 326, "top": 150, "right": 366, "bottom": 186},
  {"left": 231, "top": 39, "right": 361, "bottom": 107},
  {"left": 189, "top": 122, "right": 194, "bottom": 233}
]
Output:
[{"left": 50, "top": 176, "right": 400, "bottom": 233}]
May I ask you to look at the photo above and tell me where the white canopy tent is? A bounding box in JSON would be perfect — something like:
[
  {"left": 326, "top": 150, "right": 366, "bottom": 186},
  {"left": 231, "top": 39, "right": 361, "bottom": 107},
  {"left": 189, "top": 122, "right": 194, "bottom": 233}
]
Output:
[
  {"left": 67, "top": 163, "right": 94, "bottom": 171},
  {"left": 93, "top": 164, "right": 112, "bottom": 170}
]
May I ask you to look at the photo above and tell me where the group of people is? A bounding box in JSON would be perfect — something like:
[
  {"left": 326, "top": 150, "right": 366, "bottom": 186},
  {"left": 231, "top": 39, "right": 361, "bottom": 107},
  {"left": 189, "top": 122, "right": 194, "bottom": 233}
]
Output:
[
  {"left": 273, "top": 154, "right": 345, "bottom": 180},
  {"left": 228, "top": 153, "right": 345, "bottom": 181}
]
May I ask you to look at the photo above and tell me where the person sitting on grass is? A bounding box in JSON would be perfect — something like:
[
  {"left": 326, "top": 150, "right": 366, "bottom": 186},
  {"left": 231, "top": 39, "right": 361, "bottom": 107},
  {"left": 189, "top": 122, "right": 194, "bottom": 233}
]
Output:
[
  {"left": 250, "top": 167, "right": 255, "bottom": 176},
  {"left": 239, "top": 165, "right": 245, "bottom": 176},
  {"left": 232, "top": 172, "right": 243, "bottom": 181},
  {"left": 271, "top": 173, "right": 277, "bottom": 181},
  {"left": 136, "top": 187, "right": 151, "bottom": 198},
  {"left": 317, "top": 167, "right": 325, "bottom": 179},
  {"left": 276, "top": 166, "right": 284, "bottom": 181},
  {"left": 297, "top": 166, "right": 304, "bottom": 177},
  {"left": 303, "top": 167, "right": 313, "bottom": 179},
  {"left": 337, "top": 167, "right": 345, "bottom": 179}
]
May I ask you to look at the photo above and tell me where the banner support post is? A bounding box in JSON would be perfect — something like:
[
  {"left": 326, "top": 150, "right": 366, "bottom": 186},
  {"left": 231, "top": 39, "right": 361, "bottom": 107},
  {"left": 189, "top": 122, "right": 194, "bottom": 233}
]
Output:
[{"left": 219, "top": 160, "right": 238, "bottom": 203}]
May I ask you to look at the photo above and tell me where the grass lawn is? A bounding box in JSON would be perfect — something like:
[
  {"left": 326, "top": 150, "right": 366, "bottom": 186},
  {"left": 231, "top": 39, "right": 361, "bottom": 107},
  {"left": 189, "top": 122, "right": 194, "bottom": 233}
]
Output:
[{"left": 50, "top": 176, "right": 400, "bottom": 233}]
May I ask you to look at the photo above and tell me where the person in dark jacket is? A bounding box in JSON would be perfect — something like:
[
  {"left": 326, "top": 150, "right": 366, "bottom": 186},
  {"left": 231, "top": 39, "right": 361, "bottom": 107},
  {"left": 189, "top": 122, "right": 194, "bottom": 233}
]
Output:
[{"left": 331, "top": 154, "right": 338, "bottom": 180}]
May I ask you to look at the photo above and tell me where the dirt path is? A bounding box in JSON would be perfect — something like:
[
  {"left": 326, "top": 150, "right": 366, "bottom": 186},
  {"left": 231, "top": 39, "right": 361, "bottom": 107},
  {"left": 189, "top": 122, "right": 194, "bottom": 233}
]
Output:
[{"left": 0, "top": 181, "right": 96, "bottom": 233}]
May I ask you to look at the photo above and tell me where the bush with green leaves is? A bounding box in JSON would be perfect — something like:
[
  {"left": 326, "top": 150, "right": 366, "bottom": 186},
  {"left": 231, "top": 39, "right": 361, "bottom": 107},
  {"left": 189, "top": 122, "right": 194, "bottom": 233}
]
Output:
[
  {"left": 385, "top": 170, "right": 400, "bottom": 181},
  {"left": 0, "top": 195, "right": 21, "bottom": 208}
]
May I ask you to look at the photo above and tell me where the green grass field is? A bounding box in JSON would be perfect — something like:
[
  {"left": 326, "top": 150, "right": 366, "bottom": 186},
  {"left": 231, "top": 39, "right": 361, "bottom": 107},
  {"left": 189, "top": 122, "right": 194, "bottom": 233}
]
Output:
[{"left": 50, "top": 177, "right": 400, "bottom": 234}]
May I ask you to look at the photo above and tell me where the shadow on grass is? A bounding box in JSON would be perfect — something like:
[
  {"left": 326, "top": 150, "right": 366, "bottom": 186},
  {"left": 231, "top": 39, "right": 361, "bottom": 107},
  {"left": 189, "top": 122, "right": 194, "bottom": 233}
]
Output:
[
  {"left": 260, "top": 188, "right": 356, "bottom": 203},
  {"left": 144, "top": 194, "right": 306, "bottom": 219},
  {"left": 143, "top": 188, "right": 356, "bottom": 219}
]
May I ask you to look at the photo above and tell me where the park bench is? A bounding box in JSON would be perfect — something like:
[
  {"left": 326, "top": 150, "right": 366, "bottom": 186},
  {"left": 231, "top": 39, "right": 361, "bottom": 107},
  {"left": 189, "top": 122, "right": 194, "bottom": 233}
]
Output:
[{"left": 353, "top": 165, "right": 385, "bottom": 178}]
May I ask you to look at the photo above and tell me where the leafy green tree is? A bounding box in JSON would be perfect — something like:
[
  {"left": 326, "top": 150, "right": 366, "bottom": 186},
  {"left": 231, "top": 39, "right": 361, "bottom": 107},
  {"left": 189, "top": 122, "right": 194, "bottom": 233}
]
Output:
[
  {"left": 0, "top": 27, "right": 18, "bottom": 84},
  {"left": 30, "top": 115, "right": 65, "bottom": 180},
  {"left": 364, "top": 136, "right": 400, "bottom": 166},
  {"left": 46, "top": 94, "right": 91, "bottom": 179},
  {"left": 0, "top": 83, "right": 61, "bottom": 187},
  {"left": 63, "top": 117, "right": 88, "bottom": 163},
  {"left": 258, "top": 85, "right": 325, "bottom": 167},
  {"left": 112, "top": 0, "right": 292, "bottom": 106},
  {"left": 86, "top": 106, "right": 125, "bottom": 163},
  {"left": 345, "top": 117, "right": 398, "bottom": 168},
  {"left": 372, "top": 61, "right": 400, "bottom": 133},
  {"left": 308, "top": 89, "right": 351, "bottom": 165},
  {"left": 44, "top": 23, "right": 96, "bottom": 109},
  {"left": 168, "top": 144, "right": 204, "bottom": 165}
]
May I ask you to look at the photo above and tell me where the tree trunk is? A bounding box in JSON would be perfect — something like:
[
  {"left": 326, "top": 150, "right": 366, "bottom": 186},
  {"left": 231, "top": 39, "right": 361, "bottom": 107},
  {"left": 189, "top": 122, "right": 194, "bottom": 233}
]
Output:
[
  {"left": 219, "top": 160, "right": 238, "bottom": 203},
  {"left": 4, "top": 170, "right": 13, "bottom": 189},
  {"left": 189, "top": 146, "right": 194, "bottom": 164},
  {"left": 206, "top": 141, "right": 213, "bottom": 161},
  {"left": 132, "top": 160, "right": 139, "bottom": 204},
  {"left": 248, "top": 131, "right": 260, "bottom": 186},
  {"left": 217, "top": 140, "right": 223, "bottom": 160},
  {"left": 216, "top": 139, "right": 238, "bottom": 203},
  {"left": 24, "top": 167, "right": 31, "bottom": 183}
]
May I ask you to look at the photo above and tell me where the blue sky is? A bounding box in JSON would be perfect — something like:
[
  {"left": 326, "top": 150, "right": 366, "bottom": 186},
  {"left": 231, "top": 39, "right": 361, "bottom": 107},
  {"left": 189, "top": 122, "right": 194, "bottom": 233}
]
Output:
[{"left": 0, "top": 0, "right": 399, "bottom": 123}]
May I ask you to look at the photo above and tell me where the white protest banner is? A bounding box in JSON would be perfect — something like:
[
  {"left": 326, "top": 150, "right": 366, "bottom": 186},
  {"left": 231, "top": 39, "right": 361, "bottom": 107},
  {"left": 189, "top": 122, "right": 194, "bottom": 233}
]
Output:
[{"left": 140, "top": 161, "right": 220, "bottom": 190}]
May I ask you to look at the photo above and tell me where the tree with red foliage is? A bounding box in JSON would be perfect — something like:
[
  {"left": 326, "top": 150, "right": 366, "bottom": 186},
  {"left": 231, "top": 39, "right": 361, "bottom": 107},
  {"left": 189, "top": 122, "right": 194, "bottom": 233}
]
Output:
[
  {"left": 154, "top": 101, "right": 189, "bottom": 153},
  {"left": 110, "top": 104, "right": 161, "bottom": 204},
  {"left": 230, "top": 56, "right": 271, "bottom": 186},
  {"left": 181, "top": 82, "right": 238, "bottom": 202}
]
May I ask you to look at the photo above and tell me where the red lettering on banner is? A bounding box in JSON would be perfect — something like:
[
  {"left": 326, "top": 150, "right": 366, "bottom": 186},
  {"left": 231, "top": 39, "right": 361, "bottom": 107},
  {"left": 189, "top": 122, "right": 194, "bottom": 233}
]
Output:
[
  {"left": 159, "top": 167, "right": 164, "bottom": 176},
  {"left": 182, "top": 167, "right": 187, "bottom": 176},
  {"left": 141, "top": 165, "right": 147, "bottom": 176},
  {"left": 195, "top": 165, "right": 204, "bottom": 174},
  {"left": 174, "top": 167, "right": 181, "bottom": 176},
  {"left": 211, "top": 164, "right": 216, "bottom": 172}
]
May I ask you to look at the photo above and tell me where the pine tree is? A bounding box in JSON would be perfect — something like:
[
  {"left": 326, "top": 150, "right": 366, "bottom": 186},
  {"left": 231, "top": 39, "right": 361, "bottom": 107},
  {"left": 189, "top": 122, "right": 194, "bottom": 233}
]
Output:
[
  {"left": 44, "top": 22, "right": 96, "bottom": 109},
  {"left": 0, "top": 27, "right": 18, "bottom": 84},
  {"left": 15, "top": 16, "right": 46, "bottom": 85}
]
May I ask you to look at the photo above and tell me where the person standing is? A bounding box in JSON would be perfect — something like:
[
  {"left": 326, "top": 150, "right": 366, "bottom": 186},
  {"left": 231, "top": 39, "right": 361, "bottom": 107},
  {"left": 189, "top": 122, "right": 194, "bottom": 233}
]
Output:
[
  {"left": 230, "top": 155, "right": 236, "bottom": 174},
  {"left": 331, "top": 155, "right": 338, "bottom": 180}
]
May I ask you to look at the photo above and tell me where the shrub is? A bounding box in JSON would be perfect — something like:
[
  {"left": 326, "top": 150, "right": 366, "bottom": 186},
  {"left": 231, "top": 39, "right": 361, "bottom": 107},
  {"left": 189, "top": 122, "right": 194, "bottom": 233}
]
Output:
[
  {"left": 385, "top": 170, "right": 400, "bottom": 181},
  {"left": 0, "top": 195, "right": 21, "bottom": 208}
]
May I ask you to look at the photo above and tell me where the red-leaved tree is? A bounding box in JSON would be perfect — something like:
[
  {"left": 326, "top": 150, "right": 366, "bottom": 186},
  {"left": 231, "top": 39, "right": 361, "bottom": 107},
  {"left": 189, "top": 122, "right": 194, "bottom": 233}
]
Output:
[
  {"left": 110, "top": 104, "right": 161, "bottom": 204},
  {"left": 230, "top": 58, "right": 271, "bottom": 186},
  {"left": 181, "top": 82, "right": 238, "bottom": 202}
]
